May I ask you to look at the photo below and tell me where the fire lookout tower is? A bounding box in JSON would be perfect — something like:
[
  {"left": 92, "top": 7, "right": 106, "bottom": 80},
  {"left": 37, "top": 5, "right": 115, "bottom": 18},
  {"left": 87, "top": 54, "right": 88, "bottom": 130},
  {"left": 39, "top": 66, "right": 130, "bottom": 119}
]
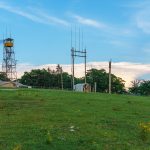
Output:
[{"left": 2, "top": 38, "right": 17, "bottom": 81}]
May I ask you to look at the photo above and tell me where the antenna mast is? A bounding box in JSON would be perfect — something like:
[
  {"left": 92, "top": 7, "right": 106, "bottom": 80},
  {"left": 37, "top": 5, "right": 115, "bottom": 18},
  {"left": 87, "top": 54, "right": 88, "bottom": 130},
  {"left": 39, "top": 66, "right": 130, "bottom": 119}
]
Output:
[{"left": 71, "top": 27, "right": 87, "bottom": 90}]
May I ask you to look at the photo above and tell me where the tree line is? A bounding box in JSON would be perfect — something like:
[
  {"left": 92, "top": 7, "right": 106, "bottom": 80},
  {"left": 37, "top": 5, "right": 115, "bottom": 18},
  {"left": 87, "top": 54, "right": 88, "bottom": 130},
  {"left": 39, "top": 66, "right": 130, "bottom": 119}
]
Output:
[
  {"left": 19, "top": 65, "right": 126, "bottom": 94},
  {"left": 0, "top": 65, "right": 150, "bottom": 95}
]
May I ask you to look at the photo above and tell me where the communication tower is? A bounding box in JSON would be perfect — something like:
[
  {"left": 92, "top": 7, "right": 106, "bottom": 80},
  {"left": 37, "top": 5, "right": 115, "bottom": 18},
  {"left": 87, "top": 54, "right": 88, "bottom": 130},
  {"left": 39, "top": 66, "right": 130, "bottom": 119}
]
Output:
[
  {"left": 71, "top": 28, "right": 87, "bottom": 90},
  {"left": 2, "top": 38, "right": 17, "bottom": 80}
]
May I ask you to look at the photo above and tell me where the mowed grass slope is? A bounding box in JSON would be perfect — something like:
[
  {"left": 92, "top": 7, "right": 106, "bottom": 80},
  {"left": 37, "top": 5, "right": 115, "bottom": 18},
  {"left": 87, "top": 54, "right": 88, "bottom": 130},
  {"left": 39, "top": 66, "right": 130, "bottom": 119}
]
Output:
[{"left": 0, "top": 89, "right": 150, "bottom": 150}]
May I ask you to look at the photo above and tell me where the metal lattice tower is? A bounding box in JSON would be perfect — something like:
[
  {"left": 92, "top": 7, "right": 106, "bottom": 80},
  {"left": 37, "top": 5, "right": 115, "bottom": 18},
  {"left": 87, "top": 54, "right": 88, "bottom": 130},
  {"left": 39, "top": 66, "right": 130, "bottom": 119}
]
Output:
[
  {"left": 2, "top": 38, "right": 17, "bottom": 81},
  {"left": 71, "top": 27, "right": 87, "bottom": 90}
]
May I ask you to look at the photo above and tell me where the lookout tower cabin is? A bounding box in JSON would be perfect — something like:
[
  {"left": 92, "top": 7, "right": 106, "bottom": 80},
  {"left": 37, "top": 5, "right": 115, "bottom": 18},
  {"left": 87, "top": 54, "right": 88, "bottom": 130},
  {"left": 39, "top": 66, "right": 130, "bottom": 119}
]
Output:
[
  {"left": 74, "top": 83, "right": 91, "bottom": 92},
  {"left": 4, "top": 38, "right": 14, "bottom": 47}
]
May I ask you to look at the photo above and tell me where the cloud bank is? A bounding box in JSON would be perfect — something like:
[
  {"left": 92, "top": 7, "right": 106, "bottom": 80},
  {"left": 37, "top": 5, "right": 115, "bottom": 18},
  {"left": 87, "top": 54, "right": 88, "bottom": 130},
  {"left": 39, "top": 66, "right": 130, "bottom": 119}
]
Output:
[{"left": 16, "top": 62, "right": 150, "bottom": 88}]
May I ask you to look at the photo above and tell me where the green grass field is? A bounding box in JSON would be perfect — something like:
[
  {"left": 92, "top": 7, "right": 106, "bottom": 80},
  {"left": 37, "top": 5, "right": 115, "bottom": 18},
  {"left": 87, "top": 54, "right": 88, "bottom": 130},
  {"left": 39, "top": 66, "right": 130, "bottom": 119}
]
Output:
[{"left": 0, "top": 89, "right": 150, "bottom": 150}]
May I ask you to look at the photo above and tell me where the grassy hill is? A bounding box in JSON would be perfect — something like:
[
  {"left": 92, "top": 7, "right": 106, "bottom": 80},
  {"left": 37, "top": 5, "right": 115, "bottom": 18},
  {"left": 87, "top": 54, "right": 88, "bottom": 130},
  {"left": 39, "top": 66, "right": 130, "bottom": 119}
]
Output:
[{"left": 0, "top": 89, "right": 150, "bottom": 150}]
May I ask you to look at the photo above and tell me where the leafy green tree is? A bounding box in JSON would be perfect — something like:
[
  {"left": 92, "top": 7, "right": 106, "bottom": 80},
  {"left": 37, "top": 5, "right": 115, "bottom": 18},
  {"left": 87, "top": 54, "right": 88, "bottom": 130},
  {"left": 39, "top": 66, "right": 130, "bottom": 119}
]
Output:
[
  {"left": 62, "top": 72, "right": 72, "bottom": 89},
  {"left": 85, "top": 69, "right": 125, "bottom": 93},
  {"left": 139, "top": 81, "right": 150, "bottom": 96},
  {"left": 129, "top": 80, "right": 141, "bottom": 95},
  {"left": 86, "top": 69, "right": 108, "bottom": 92},
  {"left": 111, "top": 75, "right": 126, "bottom": 94},
  {"left": 20, "top": 69, "right": 52, "bottom": 88},
  {"left": 129, "top": 80, "right": 150, "bottom": 96},
  {"left": 20, "top": 68, "right": 72, "bottom": 89},
  {"left": 55, "top": 64, "right": 62, "bottom": 88},
  {"left": 0, "top": 72, "right": 9, "bottom": 81}
]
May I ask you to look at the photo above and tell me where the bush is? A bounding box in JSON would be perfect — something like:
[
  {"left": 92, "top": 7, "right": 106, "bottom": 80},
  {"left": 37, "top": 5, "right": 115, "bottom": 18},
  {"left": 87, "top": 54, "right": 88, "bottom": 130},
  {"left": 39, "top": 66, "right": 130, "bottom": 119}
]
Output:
[
  {"left": 139, "top": 122, "right": 150, "bottom": 142},
  {"left": 46, "top": 131, "right": 53, "bottom": 144}
]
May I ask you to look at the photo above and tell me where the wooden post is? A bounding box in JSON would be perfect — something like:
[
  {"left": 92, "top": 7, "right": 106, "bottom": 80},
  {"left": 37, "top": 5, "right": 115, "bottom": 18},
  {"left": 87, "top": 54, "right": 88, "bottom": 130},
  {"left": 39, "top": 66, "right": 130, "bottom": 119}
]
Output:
[
  {"left": 61, "top": 67, "right": 63, "bottom": 90},
  {"left": 109, "top": 60, "right": 112, "bottom": 94},
  {"left": 94, "top": 82, "right": 97, "bottom": 93}
]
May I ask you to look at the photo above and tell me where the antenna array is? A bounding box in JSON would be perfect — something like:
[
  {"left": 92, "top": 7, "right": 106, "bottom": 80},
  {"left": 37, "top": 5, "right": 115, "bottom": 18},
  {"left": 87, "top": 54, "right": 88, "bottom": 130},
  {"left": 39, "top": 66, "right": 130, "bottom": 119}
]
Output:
[{"left": 71, "top": 26, "right": 87, "bottom": 90}]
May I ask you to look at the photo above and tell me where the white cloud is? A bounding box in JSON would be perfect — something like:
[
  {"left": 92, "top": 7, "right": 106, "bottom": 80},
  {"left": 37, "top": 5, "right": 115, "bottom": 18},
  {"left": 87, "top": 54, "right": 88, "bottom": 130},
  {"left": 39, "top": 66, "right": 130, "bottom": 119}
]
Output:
[
  {"left": 73, "top": 15, "right": 107, "bottom": 29},
  {"left": 0, "top": 2, "right": 69, "bottom": 26},
  {"left": 135, "top": 9, "right": 150, "bottom": 34},
  {"left": 14, "top": 62, "right": 150, "bottom": 88},
  {"left": 32, "top": 8, "right": 69, "bottom": 26},
  {"left": 70, "top": 13, "right": 134, "bottom": 37},
  {"left": 128, "top": 1, "right": 150, "bottom": 34}
]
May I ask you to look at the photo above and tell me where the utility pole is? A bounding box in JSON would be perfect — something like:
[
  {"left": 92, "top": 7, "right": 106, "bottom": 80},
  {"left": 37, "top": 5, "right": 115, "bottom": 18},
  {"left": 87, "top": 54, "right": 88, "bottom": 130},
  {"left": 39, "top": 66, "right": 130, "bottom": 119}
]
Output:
[
  {"left": 71, "top": 48, "right": 75, "bottom": 90},
  {"left": 109, "top": 60, "right": 112, "bottom": 94},
  {"left": 94, "top": 82, "right": 97, "bottom": 93},
  {"left": 85, "top": 48, "right": 87, "bottom": 84},
  {"left": 60, "top": 67, "right": 63, "bottom": 90},
  {"left": 71, "top": 27, "right": 87, "bottom": 91}
]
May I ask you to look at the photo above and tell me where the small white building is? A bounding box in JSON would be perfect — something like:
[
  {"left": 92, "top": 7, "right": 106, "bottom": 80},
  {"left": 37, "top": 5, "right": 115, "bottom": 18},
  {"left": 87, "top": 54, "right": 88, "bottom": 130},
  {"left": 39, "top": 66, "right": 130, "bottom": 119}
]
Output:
[{"left": 74, "top": 83, "right": 91, "bottom": 92}]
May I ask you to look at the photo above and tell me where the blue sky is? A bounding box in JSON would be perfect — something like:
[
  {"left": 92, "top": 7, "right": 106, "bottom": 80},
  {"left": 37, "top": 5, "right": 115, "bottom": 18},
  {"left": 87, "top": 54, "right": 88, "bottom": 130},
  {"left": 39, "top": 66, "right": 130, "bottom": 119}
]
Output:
[{"left": 0, "top": 0, "right": 150, "bottom": 65}]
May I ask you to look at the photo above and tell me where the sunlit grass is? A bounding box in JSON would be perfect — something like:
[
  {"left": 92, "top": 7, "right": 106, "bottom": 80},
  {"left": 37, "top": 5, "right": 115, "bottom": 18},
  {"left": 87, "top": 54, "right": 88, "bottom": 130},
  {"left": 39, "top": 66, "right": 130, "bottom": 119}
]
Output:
[{"left": 0, "top": 89, "right": 150, "bottom": 149}]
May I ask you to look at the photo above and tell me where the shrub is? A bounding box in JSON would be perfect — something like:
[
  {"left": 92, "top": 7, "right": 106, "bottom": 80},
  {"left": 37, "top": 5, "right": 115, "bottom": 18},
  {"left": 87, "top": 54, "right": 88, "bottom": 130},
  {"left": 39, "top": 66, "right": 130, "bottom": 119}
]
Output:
[
  {"left": 46, "top": 131, "right": 53, "bottom": 144},
  {"left": 13, "top": 144, "right": 22, "bottom": 150},
  {"left": 139, "top": 122, "right": 150, "bottom": 142}
]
